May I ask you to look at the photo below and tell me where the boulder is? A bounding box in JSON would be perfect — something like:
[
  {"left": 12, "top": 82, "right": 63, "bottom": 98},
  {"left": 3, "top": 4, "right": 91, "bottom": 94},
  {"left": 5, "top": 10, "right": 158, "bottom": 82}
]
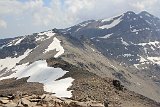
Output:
[
  {"left": 4, "top": 101, "right": 17, "bottom": 107},
  {"left": 22, "top": 98, "right": 32, "bottom": 107},
  {"left": 112, "top": 80, "right": 123, "bottom": 90},
  {"left": 0, "top": 99, "right": 9, "bottom": 104}
]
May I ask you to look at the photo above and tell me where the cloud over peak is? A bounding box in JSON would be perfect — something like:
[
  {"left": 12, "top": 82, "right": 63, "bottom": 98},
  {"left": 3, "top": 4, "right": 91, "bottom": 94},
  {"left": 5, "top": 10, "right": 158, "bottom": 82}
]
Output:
[{"left": 0, "top": 0, "right": 160, "bottom": 38}]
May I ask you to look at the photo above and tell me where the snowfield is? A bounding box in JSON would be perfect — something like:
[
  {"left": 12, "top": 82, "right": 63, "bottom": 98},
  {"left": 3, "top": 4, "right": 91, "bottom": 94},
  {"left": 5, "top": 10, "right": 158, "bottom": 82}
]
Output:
[
  {"left": 0, "top": 60, "right": 74, "bottom": 98},
  {"left": 38, "top": 30, "right": 55, "bottom": 39},
  {"left": 0, "top": 49, "right": 32, "bottom": 72},
  {"left": 44, "top": 37, "right": 64, "bottom": 58},
  {"left": 99, "top": 16, "right": 122, "bottom": 29}
]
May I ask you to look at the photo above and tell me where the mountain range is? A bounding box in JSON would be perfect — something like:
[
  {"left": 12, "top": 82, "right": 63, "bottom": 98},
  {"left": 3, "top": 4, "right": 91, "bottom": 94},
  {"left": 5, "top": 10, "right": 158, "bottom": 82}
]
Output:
[{"left": 0, "top": 11, "right": 160, "bottom": 107}]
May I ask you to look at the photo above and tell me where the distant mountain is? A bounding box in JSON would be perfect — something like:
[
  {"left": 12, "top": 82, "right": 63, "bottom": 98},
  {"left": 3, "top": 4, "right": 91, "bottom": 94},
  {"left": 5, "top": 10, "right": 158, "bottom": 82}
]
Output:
[
  {"left": 61, "top": 11, "right": 160, "bottom": 76},
  {"left": 0, "top": 11, "right": 160, "bottom": 107},
  {"left": 60, "top": 11, "right": 160, "bottom": 101}
]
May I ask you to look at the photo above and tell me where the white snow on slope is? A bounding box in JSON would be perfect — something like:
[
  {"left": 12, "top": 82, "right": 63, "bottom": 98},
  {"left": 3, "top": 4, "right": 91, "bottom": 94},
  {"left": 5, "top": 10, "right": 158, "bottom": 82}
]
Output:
[
  {"left": 36, "top": 30, "right": 55, "bottom": 41},
  {"left": 79, "top": 21, "right": 91, "bottom": 27},
  {"left": 134, "top": 64, "right": 140, "bottom": 69},
  {"left": 75, "top": 21, "right": 92, "bottom": 32},
  {"left": 139, "top": 56, "right": 147, "bottom": 63},
  {"left": 44, "top": 37, "right": 64, "bottom": 58},
  {"left": 6, "top": 39, "right": 18, "bottom": 47},
  {"left": 44, "top": 77, "right": 73, "bottom": 97},
  {"left": 135, "top": 56, "right": 160, "bottom": 67},
  {"left": 38, "top": 30, "right": 55, "bottom": 39},
  {"left": 131, "top": 29, "right": 139, "bottom": 34},
  {"left": 4, "top": 37, "right": 25, "bottom": 47},
  {"left": 0, "top": 49, "right": 32, "bottom": 71},
  {"left": 0, "top": 60, "right": 74, "bottom": 98},
  {"left": 99, "top": 16, "right": 122, "bottom": 29},
  {"left": 120, "top": 37, "right": 129, "bottom": 46},
  {"left": 147, "top": 57, "right": 160, "bottom": 65},
  {"left": 99, "top": 33, "right": 113, "bottom": 39},
  {"left": 0, "top": 45, "right": 5, "bottom": 49},
  {"left": 123, "top": 54, "right": 133, "bottom": 57},
  {"left": 101, "top": 14, "right": 123, "bottom": 22},
  {"left": 14, "top": 37, "right": 24, "bottom": 45},
  {"left": 131, "top": 29, "right": 139, "bottom": 32},
  {"left": 35, "top": 36, "right": 45, "bottom": 41},
  {"left": 138, "top": 41, "right": 159, "bottom": 47}
]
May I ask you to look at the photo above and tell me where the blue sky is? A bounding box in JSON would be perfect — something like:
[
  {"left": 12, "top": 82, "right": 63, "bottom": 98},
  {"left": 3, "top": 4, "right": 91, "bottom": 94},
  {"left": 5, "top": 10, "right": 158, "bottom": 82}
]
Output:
[{"left": 0, "top": 0, "right": 160, "bottom": 39}]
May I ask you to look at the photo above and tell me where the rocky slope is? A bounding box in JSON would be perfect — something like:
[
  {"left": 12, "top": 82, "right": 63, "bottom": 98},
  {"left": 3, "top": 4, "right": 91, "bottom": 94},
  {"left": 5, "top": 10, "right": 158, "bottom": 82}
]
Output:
[
  {"left": 0, "top": 11, "right": 160, "bottom": 107},
  {"left": 60, "top": 11, "right": 160, "bottom": 102},
  {"left": 0, "top": 59, "right": 160, "bottom": 107}
]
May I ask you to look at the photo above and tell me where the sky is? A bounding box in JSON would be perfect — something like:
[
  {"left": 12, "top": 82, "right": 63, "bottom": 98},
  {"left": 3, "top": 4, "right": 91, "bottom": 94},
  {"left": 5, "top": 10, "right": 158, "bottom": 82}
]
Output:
[{"left": 0, "top": 0, "right": 160, "bottom": 39}]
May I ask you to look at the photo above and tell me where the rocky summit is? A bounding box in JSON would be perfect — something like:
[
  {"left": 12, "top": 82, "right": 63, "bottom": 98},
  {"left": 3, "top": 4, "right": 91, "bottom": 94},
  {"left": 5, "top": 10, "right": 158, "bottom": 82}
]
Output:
[{"left": 0, "top": 11, "right": 160, "bottom": 107}]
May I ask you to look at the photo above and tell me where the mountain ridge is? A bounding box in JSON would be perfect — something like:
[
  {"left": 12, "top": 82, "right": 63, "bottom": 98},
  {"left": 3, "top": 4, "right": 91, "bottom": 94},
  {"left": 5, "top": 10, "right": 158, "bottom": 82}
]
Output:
[{"left": 0, "top": 11, "right": 160, "bottom": 107}]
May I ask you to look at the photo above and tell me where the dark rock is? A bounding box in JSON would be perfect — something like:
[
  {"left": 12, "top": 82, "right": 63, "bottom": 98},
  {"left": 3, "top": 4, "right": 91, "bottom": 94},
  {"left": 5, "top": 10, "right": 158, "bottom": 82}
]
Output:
[
  {"left": 104, "top": 99, "right": 109, "bottom": 107},
  {"left": 112, "top": 80, "right": 123, "bottom": 91}
]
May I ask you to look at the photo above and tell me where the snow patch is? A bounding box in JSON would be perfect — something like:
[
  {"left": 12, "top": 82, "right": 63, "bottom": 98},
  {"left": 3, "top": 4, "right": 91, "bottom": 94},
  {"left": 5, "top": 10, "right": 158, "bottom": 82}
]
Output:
[
  {"left": 14, "top": 37, "right": 24, "bottom": 45},
  {"left": 0, "top": 60, "right": 74, "bottom": 98},
  {"left": 44, "top": 77, "right": 73, "bottom": 97},
  {"left": 99, "top": 33, "right": 113, "bottom": 39},
  {"left": 90, "top": 37, "right": 95, "bottom": 39},
  {"left": 122, "top": 54, "right": 133, "bottom": 57},
  {"left": 6, "top": 39, "right": 18, "bottom": 46},
  {"left": 76, "top": 27, "right": 81, "bottom": 32},
  {"left": 96, "top": 39, "right": 100, "bottom": 42},
  {"left": 79, "top": 21, "right": 91, "bottom": 27},
  {"left": 138, "top": 41, "right": 159, "bottom": 47},
  {"left": 0, "top": 45, "right": 5, "bottom": 49},
  {"left": 38, "top": 31, "right": 55, "bottom": 39},
  {"left": 131, "top": 29, "right": 139, "bottom": 32},
  {"left": 0, "top": 49, "right": 32, "bottom": 71},
  {"left": 90, "top": 48, "right": 95, "bottom": 52},
  {"left": 44, "top": 37, "right": 64, "bottom": 58},
  {"left": 147, "top": 57, "right": 160, "bottom": 65},
  {"left": 66, "top": 28, "right": 71, "bottom": 31},
  {"left": 99, "top": 16, "right": 122, "bottom": 29},
  {"left": 120, "top": 37, "right": 129, "bottom": 46},
  {"left": 134, "top": 64, "right": 139, "bottom": 69},
  {"left": 101, "top": 14, "right": 123, "bottom": 22},
  {"left": 145, "top": 20, "right": 152, "bottom": 25},
  {"left": 139, "top": 56, "right": 147, "bottom": 63},
  {"left": 145, "top": 13, "right": 151, "bottom": 17},
  {"left": 35, "top": 36, "right": 45, "bottom": 41}
]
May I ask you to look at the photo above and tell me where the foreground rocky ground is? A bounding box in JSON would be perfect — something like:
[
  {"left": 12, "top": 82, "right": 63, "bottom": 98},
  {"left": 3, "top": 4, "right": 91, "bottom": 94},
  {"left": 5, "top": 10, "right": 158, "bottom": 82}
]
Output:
[
  {"left": 0, "top": 93, "right": 104, "bottom": 107},
  {"left": 0, "top": 79, "right": 159, "bottom": 107}
]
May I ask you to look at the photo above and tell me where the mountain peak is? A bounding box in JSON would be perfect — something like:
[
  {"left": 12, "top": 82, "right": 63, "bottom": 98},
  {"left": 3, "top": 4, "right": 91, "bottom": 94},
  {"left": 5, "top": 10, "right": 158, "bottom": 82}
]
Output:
[
  {"left": 122, "top": 11, "right": 138, "bottom": 20},
  {"left": 139, "top": 11, "right": 155, "bottom": 18},
  {"left": 124, "top": 11, "right": 136, "bottom": 15}
]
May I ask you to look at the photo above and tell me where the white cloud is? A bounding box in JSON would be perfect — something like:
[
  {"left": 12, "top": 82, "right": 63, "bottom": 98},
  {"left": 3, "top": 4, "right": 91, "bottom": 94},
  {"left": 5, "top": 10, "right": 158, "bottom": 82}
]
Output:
[
  {"left": 0, "top": 19, "right": 7, "bottom": 28},
  {"left": 130, "top": 0, "right": 158, "bottom": 11},
  {"left": 0, "top": 0, "right": 160, "bottom": 38}
]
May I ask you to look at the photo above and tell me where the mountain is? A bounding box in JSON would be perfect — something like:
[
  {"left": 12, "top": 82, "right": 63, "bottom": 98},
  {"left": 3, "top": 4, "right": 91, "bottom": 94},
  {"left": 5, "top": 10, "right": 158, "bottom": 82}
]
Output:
[
  {"left": 0, "top": 11, "right": 160, "bottom": 107},
  {"left": 60, "top": 11, "right": 160, "bottom": 101}
]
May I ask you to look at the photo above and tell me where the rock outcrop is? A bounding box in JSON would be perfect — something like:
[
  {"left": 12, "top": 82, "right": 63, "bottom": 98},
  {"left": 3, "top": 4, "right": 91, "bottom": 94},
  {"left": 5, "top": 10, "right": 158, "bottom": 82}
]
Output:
[{"left": 0, "top": 93, "right": 104, "bottom": 107}]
